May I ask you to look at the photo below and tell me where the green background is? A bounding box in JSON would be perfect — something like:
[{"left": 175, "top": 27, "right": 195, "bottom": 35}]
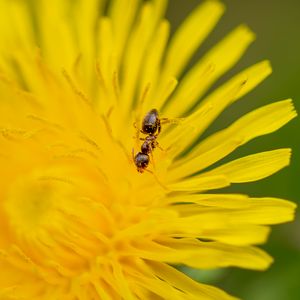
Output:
[{"left": 167, "top": 1, "right": 300, "bottom": 299}]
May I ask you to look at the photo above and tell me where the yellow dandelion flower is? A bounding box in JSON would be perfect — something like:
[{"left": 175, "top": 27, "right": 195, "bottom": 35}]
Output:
[{"left": 0, "top": 0, "right": 297, "bottom": 299}]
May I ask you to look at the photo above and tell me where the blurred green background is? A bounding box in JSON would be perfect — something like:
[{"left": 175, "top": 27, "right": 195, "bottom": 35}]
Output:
[{"left": 167, "top": 1, "right": 300, "bottom": 299}]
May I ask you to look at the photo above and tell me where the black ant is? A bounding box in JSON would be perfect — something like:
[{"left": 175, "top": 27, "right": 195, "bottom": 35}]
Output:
[
  {"left": 133, "top": 108, "right": 181, "bottom": 173},
  {"left": 133, "top": 109, "right": 162, "bottom": 173}
]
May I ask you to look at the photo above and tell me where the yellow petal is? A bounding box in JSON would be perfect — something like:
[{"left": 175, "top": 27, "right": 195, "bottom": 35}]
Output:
[
  {"left": 216, "top": 197, "right": 297, "bottom": 224},
  {"left": 163, "top": 0, "right": 225, "bottom": 78},
  {"left": 169, "top": 99, "right": 296, "bottom": 180},
  {"left": 111, "top": 260, "right": 137, "bottom": 300},
  {"left": 200, "top": 148, "right": 291, "bottom": 183},
  {"left": 37, "top": 0, "right": 78, "bottom": 70},
  {"left": 189, "top": 99, "right": 296, "bottom": 158},
  {"left": 149, "top": 77, "right": 179, "bottom": 114},
  {"left": 191, "top": 60, "right": 272, "bottom": 126},
  {"left": 168, "top": 175, "right": 230, "bottom": 192},
  {"left": 140, "top": 20, "right": 170, "bottom": 107},
  {"left": 164, "top": 25, "right": 255, "bottom": 115},
  {"left": 119, "top": 2, "right": 159, "bottom": 117},
  {"left": 165, "top": 193, "right": 249, "bottom": 206},
  {"left": 148, "top": 261, "right": 238, "bottom": 300},
  {"left": 91, "top": 279, "right": 114, "bottom": 300},
  {"left": 169, "top": 139, "right": 240, "bottom": 181},
  {"left": 0, "top": 0, "right": 35, "bottom": 51},
  {"left": 157, "top": 219, "right": 271, "bottom": 245},
  {"left": 162, "top": 61, "right": 272, "bottom": 158},
  {"left": 132, "top": 276, "right": 191, "bottom": 300},
  {"left": 182, "top": 243, "right": 273, "bottom": 271},
  {"left": 137, "top": 239, "right": 272, "bottom": 271},
  {"left": 163, "top": 216, "right": 268, "bottom": 245},
  {"left": 97, "top": 17, "right": 115, "bottom": 83},
  {"left": 159, "top": 101, "right": 214, "bottom": 160},
  {"left": 152, "top": 0, "right": 169, "bottom": 23},
  {"left": 73, "top": 0, "right": 101, "bottom": 88},
  {"left": 153, "top": 197, "right": 295, "bottom": 240},
  {"left": 96, "top": 17, "right": 119, "bottom": 113},
  {"left": 108, "top": 0, "right": 141, "bottom": 67},
  {"left": 198, "top": 225, "right": 270, "bottom": 245}
]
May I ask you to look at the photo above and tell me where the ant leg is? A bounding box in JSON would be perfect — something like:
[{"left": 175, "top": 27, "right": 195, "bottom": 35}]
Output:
[
  {"left": 132, "top": 134, "right": 145, "bottom": 141},
  {"left": 132, "top": 148, "right": 136, "bottom": 162},
  {"left": 133, "top": 122, "right": 143, "bottom": 135},
  {"left": 160, "top": 117, "right": 185, "bottom": 125},
  {"left": 133, "top": 122, "right": 139, "bottom": 140},
  {"left": 156, "top": 142, "right": 164, "bottom": 151},
  {"left": 152, "top": 139, "right": 164, "bottom": 152},
  {"left": 144, "top": 169, "right": 170, "bottom": 191},
  {"left": 149, "top": 148, "right": 156, "bottom": 170},
  {"left": 156, "top": 121, "right": 161, "bottom": 136},
  {"left": 133, "top": 122, "right": 143, "bottom": 148},
  {"left": 133, "top": 122, "right": 144, "bottom": 134}
]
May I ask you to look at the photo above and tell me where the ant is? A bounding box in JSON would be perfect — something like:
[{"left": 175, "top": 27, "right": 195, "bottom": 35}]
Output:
[
  {"left": 133, "top": 108, "right": 180, "bottom": 173},
  {"left": 133, "top": 109, "right": 162, "bottom": 173}
]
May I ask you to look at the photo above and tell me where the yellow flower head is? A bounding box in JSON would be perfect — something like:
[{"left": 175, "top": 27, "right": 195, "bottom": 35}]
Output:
[{"left": 0, "top": 0, "right": 297, "bottom": 299}]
